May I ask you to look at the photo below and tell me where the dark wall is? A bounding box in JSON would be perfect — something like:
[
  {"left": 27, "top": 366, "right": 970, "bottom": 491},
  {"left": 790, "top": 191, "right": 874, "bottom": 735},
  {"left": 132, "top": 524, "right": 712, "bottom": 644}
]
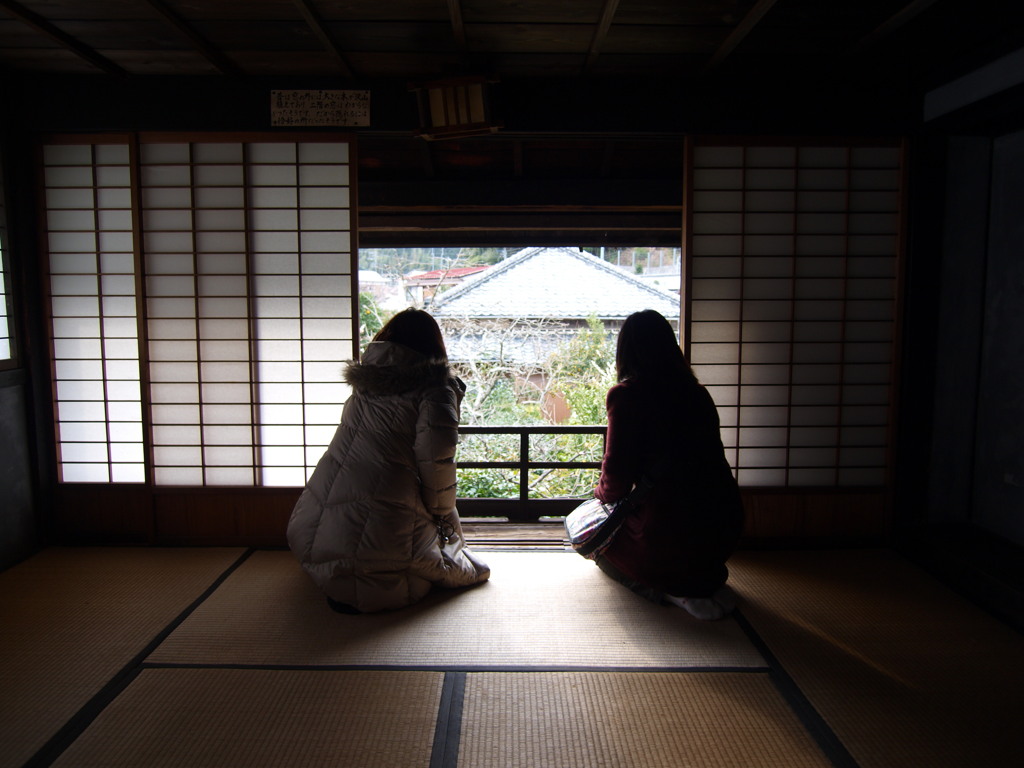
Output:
[
  {"left": 0, "top": 140, "right": 44, "bottom": 570},
  {"left": 6, "top": 73, "right": 918, "bottom": 136},
  {"left": 900, "top": 73, "right": 1024, "bottom": 628},
  {"left": 925, "top": 137, "right": 992, "bottom": 527},
  {"left": 972, "top": 129, "right": 1024, "bottom": 545},
  {"left": 0, "top": 369, "right": 36, "bottom": 569},
  {"left": 921, "top": 128, "right": 1024, "bottom": 548}
]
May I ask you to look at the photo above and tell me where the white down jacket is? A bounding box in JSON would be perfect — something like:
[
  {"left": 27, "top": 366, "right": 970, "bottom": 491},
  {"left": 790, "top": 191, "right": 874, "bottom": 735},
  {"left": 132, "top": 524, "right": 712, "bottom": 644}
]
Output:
[{"left": 287, "top": 341, "right": 490, "bottom": 612}]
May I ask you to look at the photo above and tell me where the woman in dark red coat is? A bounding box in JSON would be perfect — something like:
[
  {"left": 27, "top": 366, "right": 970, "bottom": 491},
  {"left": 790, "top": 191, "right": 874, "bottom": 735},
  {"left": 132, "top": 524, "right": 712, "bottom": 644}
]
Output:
[{"left": 594, "top": 310, "right": 744, "bottom": 619}]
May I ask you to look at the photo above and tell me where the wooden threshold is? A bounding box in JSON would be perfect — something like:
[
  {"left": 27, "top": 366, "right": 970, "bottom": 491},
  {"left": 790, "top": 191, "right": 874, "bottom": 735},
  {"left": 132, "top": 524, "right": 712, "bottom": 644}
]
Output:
[{"left": 461, "top": 519, "right": 569, "bottom": 550}]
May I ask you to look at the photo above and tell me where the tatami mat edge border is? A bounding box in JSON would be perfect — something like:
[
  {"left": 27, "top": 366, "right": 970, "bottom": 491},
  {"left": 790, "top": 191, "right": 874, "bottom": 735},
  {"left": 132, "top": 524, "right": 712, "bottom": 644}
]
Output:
[
  {"left": 140, "top": 662, "right": 773, "bottom": 674},
  {"left": 21, "top": 549, "right": 257, "bottom": 768},
  {"left": 430, "top": 672, "right": 467, "bottom": 768},
  {"left": 732, "top": 609, "right": 859, "bottom": 768}
]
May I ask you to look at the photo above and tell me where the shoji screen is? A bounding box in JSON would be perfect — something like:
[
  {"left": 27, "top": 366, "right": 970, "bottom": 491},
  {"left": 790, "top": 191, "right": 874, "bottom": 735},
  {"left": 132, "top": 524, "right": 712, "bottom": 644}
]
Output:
[
  {"left": 687, "top": 142, "right": 901, "bottom": 488},
  {"left": 0, "top": 165, "right": 10, "bottom": 364},
  {"left": 1, "top": 228, "right": 11, "bottom": 363},
  {"left": 45, "top": 143, "right": 144, "bottom": 482},
  {"left": 43, "top": 136, "right": 356, "bottom": 487}
]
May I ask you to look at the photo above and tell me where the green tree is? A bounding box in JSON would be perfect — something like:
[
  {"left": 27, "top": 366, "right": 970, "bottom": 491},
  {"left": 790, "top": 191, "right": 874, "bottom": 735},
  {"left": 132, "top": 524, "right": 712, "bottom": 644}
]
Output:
[
  {"left": 547, "top": 315, "right": 615, "bottom": 425},
  {"left": 358, "top": 291, "right": 392, "bottom": 351},
  {"left": 532, "top": 316, "right": 615, "bottom": 498},
  {"left": 446, "top": 315, "right": 616, "bottom": 499}
]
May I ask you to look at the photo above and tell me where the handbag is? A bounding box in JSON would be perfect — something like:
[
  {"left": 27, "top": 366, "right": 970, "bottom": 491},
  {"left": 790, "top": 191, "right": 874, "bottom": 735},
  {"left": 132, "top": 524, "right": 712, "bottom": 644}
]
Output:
[
  {"left": 564, "top": 496, "right": 632, "bottom": 559},
  {"left": 564, "top": 457, "right": 671, "bottom": 560}
]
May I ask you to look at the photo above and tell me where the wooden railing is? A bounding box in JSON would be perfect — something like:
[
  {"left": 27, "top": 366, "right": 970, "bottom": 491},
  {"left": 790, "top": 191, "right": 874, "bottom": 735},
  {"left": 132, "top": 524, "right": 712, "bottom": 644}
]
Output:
[{"left": 456, "top": 424, "right": 605, "bottom": 522}]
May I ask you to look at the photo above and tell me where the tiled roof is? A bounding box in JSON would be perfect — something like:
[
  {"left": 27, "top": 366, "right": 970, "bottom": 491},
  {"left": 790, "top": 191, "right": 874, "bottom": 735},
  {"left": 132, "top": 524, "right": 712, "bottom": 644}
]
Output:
[{"left": 429, "top": 247, "right": 679, "bottom": 319}]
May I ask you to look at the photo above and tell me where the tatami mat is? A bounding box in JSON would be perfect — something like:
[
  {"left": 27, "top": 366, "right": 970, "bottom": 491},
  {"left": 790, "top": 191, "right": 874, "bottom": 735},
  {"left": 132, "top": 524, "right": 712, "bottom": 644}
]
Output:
[
  {"left": 729, "top": 549, "right": 1024, "bottom": 768},
  {"left": 0, "top": 547, "right": 245, "bottom": 768},
  {"left": 458, "top": 671, "right": 832, "bottom": 768},
  {"left": 50, "top": 668, "right": 442, "bottom": 768},
  {"left": 147, "top": 550, "right": 764, "bottom": 669}
]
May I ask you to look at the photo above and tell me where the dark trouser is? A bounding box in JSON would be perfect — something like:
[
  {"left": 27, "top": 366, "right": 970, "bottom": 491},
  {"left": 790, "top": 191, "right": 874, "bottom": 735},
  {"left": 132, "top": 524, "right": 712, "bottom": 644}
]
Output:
[
  {"left": 326, "top": 596, "right": 361, "bottom": 614},
  {"left": 595, "top": 555, "right": 666, "bottom": 605}
]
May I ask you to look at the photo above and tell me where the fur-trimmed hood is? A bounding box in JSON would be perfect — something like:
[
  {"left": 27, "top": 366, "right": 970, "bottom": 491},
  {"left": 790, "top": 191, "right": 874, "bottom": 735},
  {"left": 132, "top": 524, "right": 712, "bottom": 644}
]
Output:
[{"left": 343, "top": 341, "right": 452, "bottom": 396}]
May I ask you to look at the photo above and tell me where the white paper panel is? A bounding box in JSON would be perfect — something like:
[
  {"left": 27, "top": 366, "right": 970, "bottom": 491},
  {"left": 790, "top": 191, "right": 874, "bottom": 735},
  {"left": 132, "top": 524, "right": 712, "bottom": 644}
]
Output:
[
  {"left": 202, "top": 404, "right": 252, "bottom": 424},
  {"left": 747, "top": 146, "right": 796, "bottom": 166},
  {"left": 300, "top": 164, "right": 350, "bottom": 186},
  {"left": 61, "top": 464, "right": 112, "bottom": 482},
  {"left": 250, "top": 187, "right": 298, "bottom": 207},
  {"left": 789, "top": 447, "right": 837, "bottom": 466},
  {"left": 789, "top": 468, "right": 836, "bottom": 485},
  {"left": 193, "top": 143, "right": 243, "bottom": 163},
  {"left": 791, "top": 426, "right": 839, "bottom": 444},
  {"left": 251, "top": 209, "right": 298, "bottom": 229},
  {"left": 205, "top": 467, "right": 255, "bottom": 484},
  {"left": 154, "top": 467, "right": 203, "bottom": 485},
  {"left": 202, "top": 425, "right": 255, "bottom": 445},
  {"left": 193, "top": 165, "right": 244, "bottom": 185},
  {"left": 738, "top": 468, "right": 785, "bottom": 484},
  {"left": 194, "top": 187, "right": 244, "bottom": 207},
  {"left": 693, "top": 190, "right": 743, "bottom": 211},
  {"left": 739, "top": 406, "right": 788, "bottom": 426}
]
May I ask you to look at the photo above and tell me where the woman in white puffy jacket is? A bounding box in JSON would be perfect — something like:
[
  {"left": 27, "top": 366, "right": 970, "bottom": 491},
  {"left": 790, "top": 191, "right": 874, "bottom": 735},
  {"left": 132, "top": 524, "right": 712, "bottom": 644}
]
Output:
[{"left": 287, "top": 308, "right": 490, "bottom": 613}]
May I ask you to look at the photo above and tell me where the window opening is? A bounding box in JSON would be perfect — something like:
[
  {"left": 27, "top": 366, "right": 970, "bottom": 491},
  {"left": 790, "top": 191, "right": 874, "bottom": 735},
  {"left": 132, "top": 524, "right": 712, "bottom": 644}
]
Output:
[{"left": 358, "top": 246, "right": 682, "bottom": 501}]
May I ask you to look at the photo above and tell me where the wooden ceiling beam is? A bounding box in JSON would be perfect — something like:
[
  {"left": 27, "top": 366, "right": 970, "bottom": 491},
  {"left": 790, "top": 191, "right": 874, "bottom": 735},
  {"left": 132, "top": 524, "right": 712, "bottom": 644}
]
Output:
[
  {"left": 702, "top": 0, "right": 779, "bottom": 73},
  {"left": 0, "top": 0, "right": 127, "bottom": 76},
  {"left": 142, "top": 0, "right": 242, "bottom": 77},
  {"left": 853, "top": 0, "right": 941, "bottom": 51},
  {"left": 584, "top": 0, "right": 620, "bottom": 74},
  {"left": 447, "top": 0, "right": 467, "bottom": 50},
  {"left": 292, "top": 0, "right": 355, "bottom": 78}
]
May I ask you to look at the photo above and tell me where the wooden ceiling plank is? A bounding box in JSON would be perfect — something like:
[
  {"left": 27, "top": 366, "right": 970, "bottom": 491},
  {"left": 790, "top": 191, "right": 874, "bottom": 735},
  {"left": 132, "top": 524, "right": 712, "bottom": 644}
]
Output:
[
  {"left": 702, "top": 0, "right": 779, "bottom": 73},
  {"left": 142, "top": 0, "right": 242, "bottom": 77},
  {"left": 292, "top": 0, "right": 355, "bottom": 77},
  {"left": 584, "top": 0, "right": 620, "bottom": 73},
  {"left": 0, "top": 0, "right": 126, "bottom": 76}
]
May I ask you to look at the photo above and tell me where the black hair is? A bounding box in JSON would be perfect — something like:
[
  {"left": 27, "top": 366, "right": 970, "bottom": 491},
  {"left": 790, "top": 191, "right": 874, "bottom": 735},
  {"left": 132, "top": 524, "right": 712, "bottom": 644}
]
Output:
[
  {"left": 615, "top": 309, "right": 698, "bottom": 385},
  {"left": 373, "top": 308, "right": 448, "bottom": 360}
]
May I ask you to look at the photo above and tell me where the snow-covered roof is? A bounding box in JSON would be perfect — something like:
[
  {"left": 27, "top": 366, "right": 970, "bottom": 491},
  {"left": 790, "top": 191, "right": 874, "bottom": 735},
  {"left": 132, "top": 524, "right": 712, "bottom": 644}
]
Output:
[
  {"left": 429, "top": 247, "right": 679, "bottom": 320},
  {"left": 406, "top": 266, "right": 489, "bottom": 283},
  {"left": 358, "top": 269, "right": 389, "bottom": 283}
]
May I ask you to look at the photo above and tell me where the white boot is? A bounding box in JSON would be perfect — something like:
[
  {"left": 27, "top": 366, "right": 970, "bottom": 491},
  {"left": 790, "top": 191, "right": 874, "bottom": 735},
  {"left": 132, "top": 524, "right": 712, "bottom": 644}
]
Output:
[{"left": 665, "top": 594, "right": 726, "bottom": 620}]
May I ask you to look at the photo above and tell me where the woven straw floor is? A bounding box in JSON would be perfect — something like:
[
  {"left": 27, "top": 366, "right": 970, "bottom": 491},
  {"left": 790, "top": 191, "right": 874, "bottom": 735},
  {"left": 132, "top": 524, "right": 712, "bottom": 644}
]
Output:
[
  {"left": 2, "top": 545, "right": 1022, "bottom": 768},
  {"left": 148, "top": 550, "right": 762, "bottom": 669},
  {"left": 50, "top": 669, "right": 443, "bottom": 768},
  {"left": 0, "top": 547, "right": 245, "bottom": 768},
  {"left": 459, "top": 671, "right": 832, "bottom": 768},
  {"left": 728, "top": 549, "right": 1024, "bottom": 768}
]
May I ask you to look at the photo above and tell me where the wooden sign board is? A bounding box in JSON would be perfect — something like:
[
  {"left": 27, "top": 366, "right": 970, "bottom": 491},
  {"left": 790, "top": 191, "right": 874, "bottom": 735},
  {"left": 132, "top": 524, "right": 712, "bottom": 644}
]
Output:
[{"left": 270, "top": 90, "right": 370, "bottom": 127}]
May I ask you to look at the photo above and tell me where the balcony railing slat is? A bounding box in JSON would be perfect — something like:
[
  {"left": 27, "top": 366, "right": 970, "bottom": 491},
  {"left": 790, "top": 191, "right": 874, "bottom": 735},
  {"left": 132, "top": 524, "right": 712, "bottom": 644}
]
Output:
[{"left": 456, "top": 424, "right": 605, "bottom": 521}]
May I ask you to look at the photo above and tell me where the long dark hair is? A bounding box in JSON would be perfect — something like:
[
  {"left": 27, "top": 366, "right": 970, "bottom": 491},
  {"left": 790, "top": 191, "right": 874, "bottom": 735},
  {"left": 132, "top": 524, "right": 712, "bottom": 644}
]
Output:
[
  {"left": 615, "top": 309, "right": 698, "bottom": 385},
  {"left": 373, "top": 308, "right": 448, "bottom": 360}
]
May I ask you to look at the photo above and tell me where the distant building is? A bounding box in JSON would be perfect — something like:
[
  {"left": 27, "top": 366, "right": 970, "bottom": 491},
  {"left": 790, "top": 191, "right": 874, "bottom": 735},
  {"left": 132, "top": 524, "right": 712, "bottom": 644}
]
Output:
[
  {"left": 430, "top": 246, "right": 680, "bottom": 421},
  {"left": 405, "top": 266, "right": 489, "bottom": 306},
  {"left": 358, "top": 269, "right": 405, "bottom": 311}
]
